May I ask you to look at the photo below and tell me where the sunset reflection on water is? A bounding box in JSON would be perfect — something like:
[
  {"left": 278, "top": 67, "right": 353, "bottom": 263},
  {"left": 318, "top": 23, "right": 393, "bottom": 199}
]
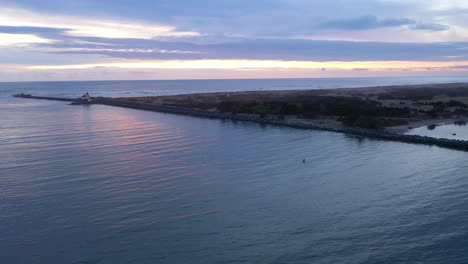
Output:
[{"left": 2, "top": 96, "right": 468, "bottom": 264}]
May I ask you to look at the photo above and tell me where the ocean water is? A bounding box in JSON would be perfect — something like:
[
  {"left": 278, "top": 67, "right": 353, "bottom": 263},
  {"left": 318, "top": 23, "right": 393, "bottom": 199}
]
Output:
[
  {"left": 1, "top": 78, "right": 468, "bottom": 264},
  {"left": 2, "top": 76, "right": 468, "bottom": 98}
]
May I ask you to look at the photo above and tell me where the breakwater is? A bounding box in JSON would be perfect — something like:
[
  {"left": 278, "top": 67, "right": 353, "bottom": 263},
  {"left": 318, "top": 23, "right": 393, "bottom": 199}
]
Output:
[
  {"left": 98, "top": 99, "right": 468, "bottom": 151},
  {"left": 14, "top": 94, "right": 468, "bottom": 151},
  {"left": 13, "top": 94, "right": 75, "bottom": 102}
]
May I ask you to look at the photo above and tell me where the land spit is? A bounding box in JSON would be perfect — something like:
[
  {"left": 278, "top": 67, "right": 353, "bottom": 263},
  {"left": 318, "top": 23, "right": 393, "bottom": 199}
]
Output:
[{"left": 13, "top": 83, "right": 468, "bottom": 152}]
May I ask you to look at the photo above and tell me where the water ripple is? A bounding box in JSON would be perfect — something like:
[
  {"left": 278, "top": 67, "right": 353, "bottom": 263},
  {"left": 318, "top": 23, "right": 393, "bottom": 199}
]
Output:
[{"left": 1, "top": 96, "right": 468, "bottom": 264}]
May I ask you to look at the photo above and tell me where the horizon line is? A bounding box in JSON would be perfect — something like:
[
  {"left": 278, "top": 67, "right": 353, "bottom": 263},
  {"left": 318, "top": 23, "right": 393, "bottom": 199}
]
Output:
[{"left": 2, "top": 74, "right": 468, "bottom": 83}]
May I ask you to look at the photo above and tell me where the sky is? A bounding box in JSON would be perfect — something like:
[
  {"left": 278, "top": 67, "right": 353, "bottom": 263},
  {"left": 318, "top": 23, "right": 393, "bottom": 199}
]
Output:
[{"left": 1, "top": 0, "right": 468, "bottom": 81}]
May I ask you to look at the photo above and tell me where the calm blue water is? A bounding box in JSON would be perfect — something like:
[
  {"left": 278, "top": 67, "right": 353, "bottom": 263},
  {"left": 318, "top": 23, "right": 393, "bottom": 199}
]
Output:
[{"left": 1, "top": 78, "right": 468, "bottom": 263}]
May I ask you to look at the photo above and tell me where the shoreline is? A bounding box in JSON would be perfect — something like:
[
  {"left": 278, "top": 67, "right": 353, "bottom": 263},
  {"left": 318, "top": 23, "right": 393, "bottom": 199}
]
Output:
[
  {"left": 387, "top": 117, "right": 468, "bottom": 133},
  {"left": 115, "top": 82, "right": 468, "bottom": 133},
  {"left": 98, "top": 99, "right": 468, "bottom": 151},
  {"left": 12, "top": 82, "right": 468, "bottom": 151}
]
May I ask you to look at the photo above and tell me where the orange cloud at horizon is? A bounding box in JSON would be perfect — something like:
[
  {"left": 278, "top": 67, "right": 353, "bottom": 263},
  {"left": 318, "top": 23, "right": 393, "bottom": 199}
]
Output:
[{"left": 25, "top": 59, "right": 468, "bottom": 71}]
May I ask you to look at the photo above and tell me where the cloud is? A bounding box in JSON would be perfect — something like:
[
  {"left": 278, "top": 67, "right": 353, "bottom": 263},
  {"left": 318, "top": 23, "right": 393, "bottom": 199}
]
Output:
[
  {"left": 0, "top": 7, "right": 200, "bottom": 40},
  {"left": 0, "top": 25, "right": 66, "bottom": 35},
  {"left": 0, "top": 0, "right": 286, "bottom": 20},
  {"left": 42, "top": 47, "right": 200, "bottom": 55},
  {"left": 33, "top": 38, "right": 468, "bottom": 62},
  {"left": 450, "top": 65, "right": 468, "bottom": 69},
  {"left": 411, "top": 23, "right": 450, "bottom": 31},
  {"left": 2, "top": 1, "right": 459, "bottom": 42},
  {"left": 0, "top": 33, "right": 53, "bottom": 46},
  {"left": 313, "top": 15, "right": 450, "bottom": 33},
  {"left": 65, "top": 23, "right": 199, "bottom": 39},
  {"left": 24, "top": 59, "right": 468, "bottom": 71},
  {"left": 1, "top": 0, "right": 468, "bottom": 81},
  {"left": 316, "top": 16, "right": 415, "bottom": 30}
]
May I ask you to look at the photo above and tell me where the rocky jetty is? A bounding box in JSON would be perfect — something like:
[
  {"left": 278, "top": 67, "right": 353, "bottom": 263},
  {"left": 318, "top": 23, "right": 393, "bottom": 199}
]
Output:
[
  {"left": 99, "top": 99, "right": 468, "bottom": 152},
  {"left": 13, "top": 94, "right": 468, "bottom": 151}
]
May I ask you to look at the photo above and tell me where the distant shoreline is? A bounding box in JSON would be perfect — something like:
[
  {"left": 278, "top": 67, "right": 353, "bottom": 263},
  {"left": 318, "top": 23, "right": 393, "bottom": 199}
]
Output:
[{"left": 3, "top": 75, "right": 468, "bottom": 84}]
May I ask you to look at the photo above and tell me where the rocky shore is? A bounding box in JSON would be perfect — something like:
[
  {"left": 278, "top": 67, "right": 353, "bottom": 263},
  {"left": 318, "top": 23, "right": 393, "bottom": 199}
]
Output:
[
  {"left": 98, "top": 98, "right": 468, "bottom": 151},
  {"left": 14, "top": 91, "right": 468, "bottom": 152}
]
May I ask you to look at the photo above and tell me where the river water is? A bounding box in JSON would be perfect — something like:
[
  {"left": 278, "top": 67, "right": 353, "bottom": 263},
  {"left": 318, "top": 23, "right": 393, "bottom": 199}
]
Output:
[{"left": 1, "top": 78, "right": 468, "bottom": 263}]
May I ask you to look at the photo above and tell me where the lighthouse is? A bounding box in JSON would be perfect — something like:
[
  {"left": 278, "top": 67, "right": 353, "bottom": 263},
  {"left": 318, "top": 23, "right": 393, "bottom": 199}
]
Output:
[{"left": 79, "top": 92, "right": 92, "bottom": 104}]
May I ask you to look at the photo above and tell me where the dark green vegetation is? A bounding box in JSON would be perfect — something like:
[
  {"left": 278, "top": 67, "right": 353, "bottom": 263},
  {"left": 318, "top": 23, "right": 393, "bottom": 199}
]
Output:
[
  {"left": 337, "top": 86, "right": 468, "bottom": 124},
  {"left": 218, "top": 96, "right": 410, "bottom": 129},
  {"left": 425, "top": 101, "right": 468, "bottom": 117},
  {"left": 377, "top": 87, "right": 468, "bottom": 101},
  {"left": 112, "top": 84, "right": 468, "bottom": 130},
  {"left": 409, "top": 100, "right": 468, "bottom": 118}
]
